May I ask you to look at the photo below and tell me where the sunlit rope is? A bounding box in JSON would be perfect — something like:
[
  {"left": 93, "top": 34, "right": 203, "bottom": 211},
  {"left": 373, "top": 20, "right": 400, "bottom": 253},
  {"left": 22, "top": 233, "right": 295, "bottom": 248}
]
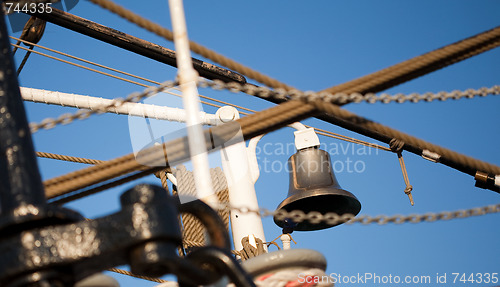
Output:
[
  {"left": 12, "top": 38, "right": 390, "bottom": 151},
  {"left": 88, "top": 0, "right": 294, "bottom": 90},
  {"left": 10, "top": 36, "right": 234, "bottom": 110}
]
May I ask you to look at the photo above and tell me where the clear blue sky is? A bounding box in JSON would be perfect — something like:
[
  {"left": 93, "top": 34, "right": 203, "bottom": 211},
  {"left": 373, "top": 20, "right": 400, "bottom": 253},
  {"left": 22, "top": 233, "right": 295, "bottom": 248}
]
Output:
[{"left": 9, "top": 1, "right": 500, "bottom": 286}]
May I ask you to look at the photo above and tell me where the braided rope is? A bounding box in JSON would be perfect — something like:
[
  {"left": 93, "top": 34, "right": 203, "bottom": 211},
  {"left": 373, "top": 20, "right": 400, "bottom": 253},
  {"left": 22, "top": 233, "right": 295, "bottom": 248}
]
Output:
[
  {"left": 10, "top": 34, "right": 396, "bottom": 153},
  {"left": 88, "top": 0, "right": 500, "bottom": 101},
  {"left": 309, "top": 99, "right": 500, "bottom": 175},
  {"left": 322, "top": 26, "right": 500, "bottom": 97},
  {"left": 108, "top": 267, "right": 167, "bottom": 284},
  {"left": 42, "top": 96, "right": 313, "bottom": 198},
  {"left": 36, "top": 151, "right": 103, "bottom": 165},
  {"left": 174, "top": 165, "right": 231, "bottom": 252},
  {"left": 199, "top": 80, "right": 500, "bottom": 176},
  {"left": 38, "top": 80, "right": 499, "bottom": 205},
  {"left": 213, "top": 168, "right": 230, "bottom": 228},
  {"left": 175, "top": 165, "right": 207, "bottom": 248}
]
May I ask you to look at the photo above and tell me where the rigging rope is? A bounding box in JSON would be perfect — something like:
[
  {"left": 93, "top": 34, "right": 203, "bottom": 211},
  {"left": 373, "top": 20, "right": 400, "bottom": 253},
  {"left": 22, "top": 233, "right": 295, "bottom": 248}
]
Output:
[
  {"left": 198, "top": 80, "right": 500, "bottom": 177},
  {"left": 174, "top": 165, "right": 230, "bottom": 252},
  {"left": 12, "top": 37, "right": 392, "bottom": 151},
  {"left": 234, "top": 236, "right": 267, "bottom": 261},
  {"left": 107, "top": 268, "right": 167, "bottom": 284},
  {"left": 10, "top": 37, "right": 224, "bottom": 110},
  {"left": 88, "top": 0, "right": 294, "bottom": 90},
  {"left": 16, "top": 36, "right": 496, "bottom": 158},
  {"left": 36, "top": 151, "right": 103, "bottom": 165},
  {"left": 321, "top": 26, "right": 500, "bottom": 99},
  {"left": 89, "top": 0, "right": 500, "bottom": 103},
  {"left": 83, "top": 1, "right": 500, "bottom": 177},
  {"left": 49, "top": 169, "right": 161, "bottom": 204},
  {"left": 41, "top": 80, "right": 500, "bottom": 199},
  {"left": 389, "top": 139, "right": 414, "bottom": 206},
  {"left": 15, "top": 4, "right": 498, "bottom": 286}
]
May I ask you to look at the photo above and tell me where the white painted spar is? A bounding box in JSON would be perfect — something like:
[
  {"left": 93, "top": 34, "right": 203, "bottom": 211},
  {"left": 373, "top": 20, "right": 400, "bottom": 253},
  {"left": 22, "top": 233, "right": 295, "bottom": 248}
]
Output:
[{"left": 20, "top": 87, "right": 218, "bottom": 125}]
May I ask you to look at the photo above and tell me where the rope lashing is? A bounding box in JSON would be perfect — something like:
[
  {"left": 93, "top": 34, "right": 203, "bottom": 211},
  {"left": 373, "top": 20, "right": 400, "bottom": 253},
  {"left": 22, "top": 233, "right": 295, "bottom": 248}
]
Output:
[
  {"left": 266, "top": 233, "right": 298, "bottom": 251},
  {"left": 235, "top": 236, "right": 267, "bottom": 260},
  {"left": 390, "top": 138, "right": 414, "bottom": 206}
]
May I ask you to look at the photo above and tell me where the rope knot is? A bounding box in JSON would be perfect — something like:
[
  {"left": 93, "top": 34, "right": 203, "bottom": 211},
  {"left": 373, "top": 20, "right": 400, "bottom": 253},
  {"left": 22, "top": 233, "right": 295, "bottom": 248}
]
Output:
[
  {"left": 238, "top": 236, "right": 266, "bottom": 260},
  {"left": 390, "top": 139, "right": 414, "bottom": 206},
  {"left": 404, "top": 185, "right": 413, "bottom": 195},
  {"left": 389, "top": 138, "right": 405, "bottom": 154}
]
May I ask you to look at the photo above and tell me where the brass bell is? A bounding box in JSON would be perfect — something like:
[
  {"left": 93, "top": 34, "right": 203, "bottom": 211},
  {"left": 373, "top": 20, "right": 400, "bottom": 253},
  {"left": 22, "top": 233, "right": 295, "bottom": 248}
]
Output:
[{"left": 274, "top": 147, "right": 361, "bottom": 231}]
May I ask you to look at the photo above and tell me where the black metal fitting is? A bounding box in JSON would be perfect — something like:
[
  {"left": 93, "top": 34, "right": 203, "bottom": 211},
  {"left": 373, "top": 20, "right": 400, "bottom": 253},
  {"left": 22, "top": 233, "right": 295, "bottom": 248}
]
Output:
[
  {"left": 0, "top": 184, "right": 182, "bottom": 286},
  {"left": 184, "top": 247, "right": 256, "bottom": 287},
  {"left": 475, "top": 171, "right": 500, "bottom": 193},
  {"left": 0, "top": 5, "right": 81, "bottom": 236},
  {"left": 0, "top": 8, "right": 255, "bottom": 286}
]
